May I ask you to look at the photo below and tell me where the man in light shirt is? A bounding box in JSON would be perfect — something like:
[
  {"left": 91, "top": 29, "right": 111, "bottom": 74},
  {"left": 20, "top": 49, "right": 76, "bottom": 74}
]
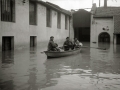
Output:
[{"left": 73, "top": 38, "right": 83, "bottom": 48}]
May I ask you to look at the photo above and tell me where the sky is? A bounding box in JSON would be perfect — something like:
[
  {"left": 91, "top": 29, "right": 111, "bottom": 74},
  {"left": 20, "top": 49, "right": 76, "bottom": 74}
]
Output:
[{"left": 42, "top": 0, "right": 120, "bottom": 10}]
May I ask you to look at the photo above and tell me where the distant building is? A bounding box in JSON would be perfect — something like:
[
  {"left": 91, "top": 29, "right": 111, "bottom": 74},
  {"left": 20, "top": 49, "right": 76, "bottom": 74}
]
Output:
[
  {"left": 91, "top": 2, "right": 120, "bottom": 44},
  {"left": 0, "top": 0, "right": 74, "bottom": 51},
  {"left": 72, "top": 9, "right": 91, "bottom": 42}
]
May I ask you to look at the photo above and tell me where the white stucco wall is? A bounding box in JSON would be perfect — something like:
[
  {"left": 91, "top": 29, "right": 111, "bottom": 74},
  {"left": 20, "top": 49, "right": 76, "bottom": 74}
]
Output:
[
  {"left": 0, "top": 0, "right": 74, "bottom": 51},
  {"left": 29, "top": 3, "right": 71, "bottom": 47},
  {"left": 91, "top": 17, "right": 114, "bottom": 43},
  {"left": 0, "top": 0, "right": 29, "bottom": 51}
]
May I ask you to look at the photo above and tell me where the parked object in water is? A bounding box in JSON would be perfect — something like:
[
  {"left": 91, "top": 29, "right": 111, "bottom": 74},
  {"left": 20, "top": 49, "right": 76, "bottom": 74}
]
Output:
[{"left": 44, "top": 48, "right": 81, "bottom": 59}]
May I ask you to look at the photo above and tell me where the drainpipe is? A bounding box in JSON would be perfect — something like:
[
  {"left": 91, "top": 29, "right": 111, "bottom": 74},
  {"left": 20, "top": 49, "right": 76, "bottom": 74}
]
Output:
[
  {"left": 99, "top": 0, "right": 100, "bottom": 7},
  {"left": 70, "top": 10, "right": 74, "bottom": 39},
  {"left": 69, "top": 16, "right": 71, "bottom": 38},
  {"left": 104, "top": 0, "right": 107, "bottom": 8}
]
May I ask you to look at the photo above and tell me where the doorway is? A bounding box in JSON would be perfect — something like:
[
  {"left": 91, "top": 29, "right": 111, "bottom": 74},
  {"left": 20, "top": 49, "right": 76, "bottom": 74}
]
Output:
[
  {"left": 30, "top": 36, "right": 37, "bottom": 47},
  {"left": 2, "top": 36, "right": 14, "bottom": 51},
  {"left": 98, "top": 32, "right": 110, "bottom": 43},
  {"left": 116, "top": 34, "right": 120, "bottom": 44}
]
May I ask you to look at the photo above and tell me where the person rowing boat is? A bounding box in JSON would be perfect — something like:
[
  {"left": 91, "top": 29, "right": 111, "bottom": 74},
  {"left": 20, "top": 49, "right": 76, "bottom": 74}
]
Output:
[
  {"left": 63, "top": 37, "right": 74, "bottom": 51},
  {"left": 47, "top": 36, "right": 60, "bottom": 51}
]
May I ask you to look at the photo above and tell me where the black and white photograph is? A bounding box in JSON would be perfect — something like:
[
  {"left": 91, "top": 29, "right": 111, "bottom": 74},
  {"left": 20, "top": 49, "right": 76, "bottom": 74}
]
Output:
[{"left": 0, "top": 0, "right": 120, "bottom": 90}]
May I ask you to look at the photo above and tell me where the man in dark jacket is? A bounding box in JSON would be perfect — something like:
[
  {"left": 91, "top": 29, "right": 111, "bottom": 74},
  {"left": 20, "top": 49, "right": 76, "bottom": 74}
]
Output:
[
  {"left": 63, "top": 37, "right": 74, "bottom": 51},
  {"left": 48, "top": 36, "right": 59, "bottom": 51}
]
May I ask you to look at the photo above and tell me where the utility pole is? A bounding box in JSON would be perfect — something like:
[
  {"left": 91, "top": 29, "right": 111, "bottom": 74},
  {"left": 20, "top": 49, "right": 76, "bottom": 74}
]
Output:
[
  {"left": 104, "top": 0, "right": 107, "bottom": 8},
  {"left": 99, "top": 0, "right": 100, "bottom": 7}
]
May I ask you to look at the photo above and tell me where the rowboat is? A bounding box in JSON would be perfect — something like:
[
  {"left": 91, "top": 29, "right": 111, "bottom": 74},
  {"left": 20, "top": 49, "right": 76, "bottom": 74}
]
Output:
[{"left": 44, "top": 48, "right": 81, "bottom": 59}]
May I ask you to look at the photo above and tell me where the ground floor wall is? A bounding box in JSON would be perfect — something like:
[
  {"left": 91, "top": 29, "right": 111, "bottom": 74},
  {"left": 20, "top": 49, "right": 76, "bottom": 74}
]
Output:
[
  {"left": 0, "top": 24, "right": 74, "bottom": 52},
  {"left": 91, "top": 18, "right": 114, "bottom": 44},
  {"left": 0, "top": 36, "right": 69, "bottom": 52}
]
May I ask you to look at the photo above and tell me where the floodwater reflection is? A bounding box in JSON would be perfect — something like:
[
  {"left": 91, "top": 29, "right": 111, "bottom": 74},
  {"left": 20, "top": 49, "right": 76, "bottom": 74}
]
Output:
[
  {"left": 0, "top": 42, "right": 120, "bottom": 90},
  {"left": 2, "top": 51, "right": 14, "bottom": 64},
  {"left": 27, "top": 67, "right": 38, "bottom": 90}
]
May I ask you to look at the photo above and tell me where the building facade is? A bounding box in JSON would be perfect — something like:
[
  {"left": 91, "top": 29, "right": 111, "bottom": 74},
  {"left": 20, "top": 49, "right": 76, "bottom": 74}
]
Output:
[
  {"left": 91, "top": 3, "right": 120, "bottom": 44},
  {"left": 0, "top": 0, "right": 74, "bottom": 51},
  {"left": 73, "top": 9, "right": 91, "bottom": 42}
]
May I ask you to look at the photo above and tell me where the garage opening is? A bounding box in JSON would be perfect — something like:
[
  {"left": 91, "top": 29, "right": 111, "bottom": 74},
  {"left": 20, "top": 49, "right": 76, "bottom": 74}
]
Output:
[
  {"left": 30, "top": 36, "right": 37, "bottom": 47},
  {"left": 98, "top": 32, "right": 110, "bottom": 43},
  {"left": 74, "top": 27, "right": 90, "bottom": 42},
  {"left": 2, "top": 36, "right": 14, "bottom": 51}
]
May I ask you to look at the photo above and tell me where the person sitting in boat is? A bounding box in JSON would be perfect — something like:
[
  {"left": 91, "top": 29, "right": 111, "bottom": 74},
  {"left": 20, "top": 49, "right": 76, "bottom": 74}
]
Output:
[
  {"left": 48, "top": 36, "right": 60, "bottom": 51},
  {"left": 63, "top": 37, "right": 74, "bottom": 51},
  {"left": 73, "top": 38, "right": 83, "bottom": 48}
]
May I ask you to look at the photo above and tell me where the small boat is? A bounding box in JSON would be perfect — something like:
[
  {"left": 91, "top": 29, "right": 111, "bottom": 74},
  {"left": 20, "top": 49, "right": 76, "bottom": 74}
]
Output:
[{"left": 44, "top": 48, "right": 81, "bottom": 59}]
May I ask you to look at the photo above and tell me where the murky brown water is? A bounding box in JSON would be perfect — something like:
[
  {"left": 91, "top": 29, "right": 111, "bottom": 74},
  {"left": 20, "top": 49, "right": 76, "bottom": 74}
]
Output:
[{"left": 0, "top": 42, "right": 120, "bottom": 90}]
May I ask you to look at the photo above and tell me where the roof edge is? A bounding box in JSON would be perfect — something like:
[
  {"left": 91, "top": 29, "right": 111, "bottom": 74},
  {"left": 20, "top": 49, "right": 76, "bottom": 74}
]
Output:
[
  {"left": 30, "top": 0, "right": 71, "bottom": 16},
  {"left": 93, "top": 16, "right": 113, "bottom": 18}
]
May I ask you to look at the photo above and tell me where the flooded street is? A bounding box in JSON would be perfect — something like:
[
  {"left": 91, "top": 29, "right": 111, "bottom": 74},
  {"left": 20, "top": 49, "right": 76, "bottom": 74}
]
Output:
[{"left": 0, "top": 42, "right": 120, "bottom": 90}]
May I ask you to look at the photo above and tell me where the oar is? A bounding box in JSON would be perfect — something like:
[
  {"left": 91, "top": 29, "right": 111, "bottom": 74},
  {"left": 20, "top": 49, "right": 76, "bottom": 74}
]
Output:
[{"left": 82, "top": 46, "right": 106, "bottom": 50}]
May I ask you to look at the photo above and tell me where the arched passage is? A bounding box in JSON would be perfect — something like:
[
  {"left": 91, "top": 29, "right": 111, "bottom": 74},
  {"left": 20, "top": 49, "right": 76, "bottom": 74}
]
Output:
[{"left": 98, "top": 32, "right": 110, "bottom": 43}]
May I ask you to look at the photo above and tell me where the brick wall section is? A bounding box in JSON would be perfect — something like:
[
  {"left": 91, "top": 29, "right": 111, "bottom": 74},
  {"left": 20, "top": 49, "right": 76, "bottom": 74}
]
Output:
[
  {"left": 114, "top": 15, "right": 120, "bottom": 34},
  {"left": 95, "top": 7, "right": 120, "bottom": 16}
]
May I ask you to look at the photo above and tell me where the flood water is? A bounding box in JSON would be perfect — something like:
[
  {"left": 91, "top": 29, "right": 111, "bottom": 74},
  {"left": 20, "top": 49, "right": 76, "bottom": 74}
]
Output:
[{"left": 0, "top": 42, "right": 120, "bottom": 90}]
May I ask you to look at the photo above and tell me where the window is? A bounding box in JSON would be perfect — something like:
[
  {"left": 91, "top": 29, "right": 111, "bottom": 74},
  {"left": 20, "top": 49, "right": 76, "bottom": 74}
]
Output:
[
  {"left": 57, "top": 12, "right": 61, "bottom": 29},
  {"left": 65, "top": 15, "right": 68, "bottom": 30},
  {"left": 29, "top": 1, "right": 37, "bottom": 25},
  {"left": 1, "top": 0, "right": 15, "bottom": 22},
  {"left": 46, "top": 8, "right": 51, "bottom": 27}
]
